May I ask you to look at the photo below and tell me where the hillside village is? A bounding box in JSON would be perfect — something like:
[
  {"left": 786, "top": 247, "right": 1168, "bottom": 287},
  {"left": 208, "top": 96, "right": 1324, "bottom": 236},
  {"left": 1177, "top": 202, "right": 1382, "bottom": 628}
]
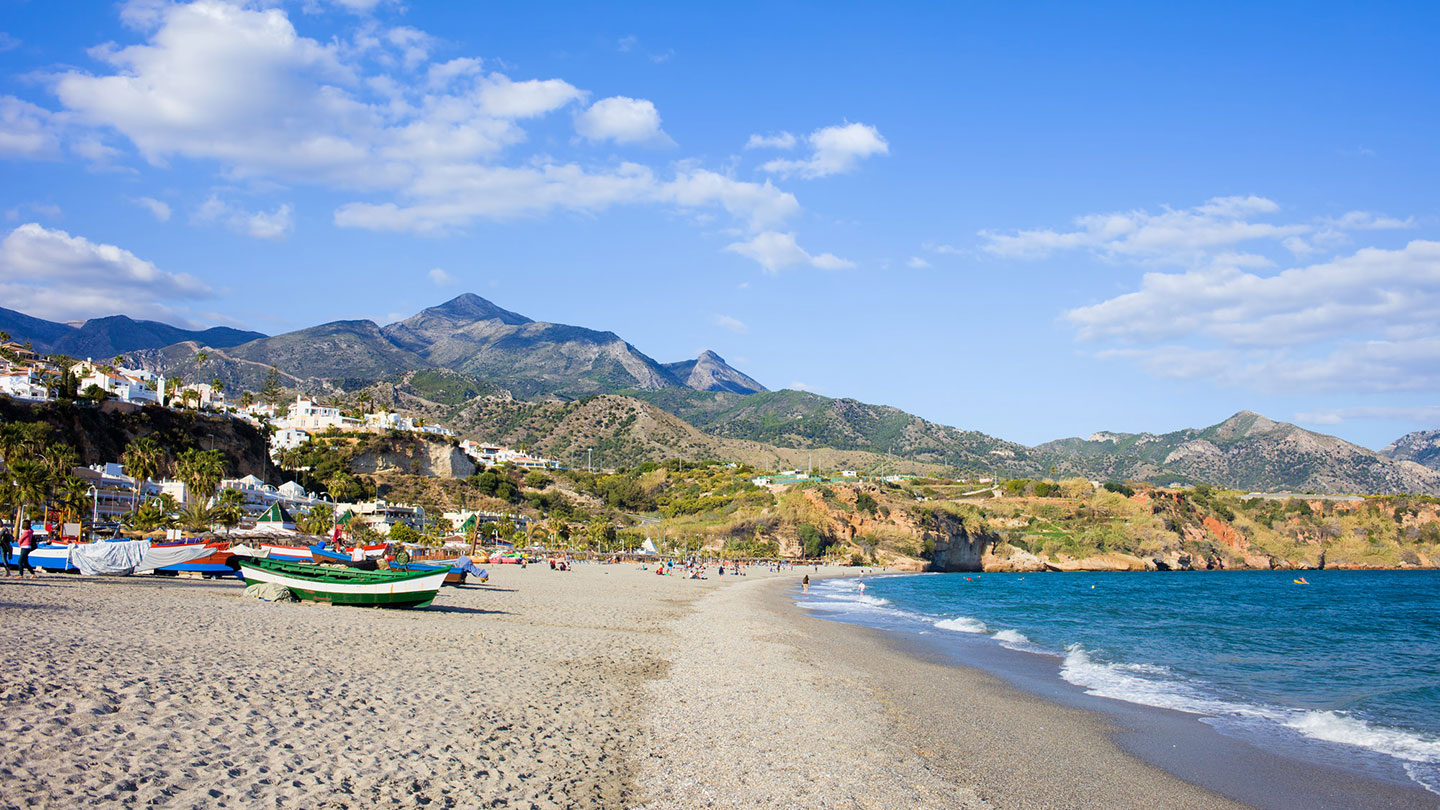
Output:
[{"left": 6, "top": 304, "right": 1440, "bottom": 572}]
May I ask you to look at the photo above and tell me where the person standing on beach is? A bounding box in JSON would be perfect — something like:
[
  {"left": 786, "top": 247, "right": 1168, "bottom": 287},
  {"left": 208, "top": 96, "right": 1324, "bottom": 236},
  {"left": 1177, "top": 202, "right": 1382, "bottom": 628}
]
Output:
[
  {"left": 802, "top": 574, "right": 810, "bottom": 593},
  {"left": 0, "top": 527, "right": 13, "bottom": 576},
  {"left": 16, "top": 526, "right": 37, "bottom": 578}
]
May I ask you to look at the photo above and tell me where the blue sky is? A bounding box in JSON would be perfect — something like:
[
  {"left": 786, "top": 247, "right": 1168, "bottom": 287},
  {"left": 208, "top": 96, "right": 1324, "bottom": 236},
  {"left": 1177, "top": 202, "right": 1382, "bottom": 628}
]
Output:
[{"left": 2, "top": 1, "right": 1438, "bottom": 449}]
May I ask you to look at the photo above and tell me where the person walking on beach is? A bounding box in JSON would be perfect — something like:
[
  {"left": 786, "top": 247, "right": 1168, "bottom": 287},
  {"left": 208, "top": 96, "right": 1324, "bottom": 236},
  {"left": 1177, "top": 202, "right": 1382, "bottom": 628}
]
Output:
[
  {"left": 802, "top": 574, "right": 810, "bottom": 593},
  {"left": 16, "top": 526, "right": 37, "bottom": 579},
  {"left": 0, "top": 527, "right": 13, "bottom": 577}
]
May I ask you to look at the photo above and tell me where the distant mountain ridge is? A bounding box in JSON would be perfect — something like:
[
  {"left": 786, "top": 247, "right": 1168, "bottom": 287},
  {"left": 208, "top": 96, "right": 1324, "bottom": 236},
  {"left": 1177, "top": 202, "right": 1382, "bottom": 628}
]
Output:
[
  {"left": 1038, "top": 411, "right": 1440, "bottom": 495},
  {"left": 0, "top": 306, "right": 265, "bottom": 358},
  {"left": 122, "top": 293, "right": 768, "bottom": 400},
  {"left": 1381, "top": 429, "right": 1440, "bottom": 471},
  {"left": 7, "top": 298, "right": 1440, "bottom": 495}
]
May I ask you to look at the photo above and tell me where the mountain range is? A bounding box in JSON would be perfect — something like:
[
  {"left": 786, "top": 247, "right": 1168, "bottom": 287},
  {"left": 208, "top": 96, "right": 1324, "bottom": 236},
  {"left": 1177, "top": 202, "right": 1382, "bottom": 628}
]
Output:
[
  {"left": 0, "top": 306, "right": 265, "bottom": 360},
  {"left": 4, "top": 294, "right": 1439, "bottom": 495}
]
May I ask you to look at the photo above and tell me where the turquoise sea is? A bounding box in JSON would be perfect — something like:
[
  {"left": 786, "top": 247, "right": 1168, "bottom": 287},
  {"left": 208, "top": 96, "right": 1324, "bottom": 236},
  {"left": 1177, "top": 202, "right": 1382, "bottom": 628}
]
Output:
[{"left": 800, "top": 570, "right": 1440, "bottom": 799}]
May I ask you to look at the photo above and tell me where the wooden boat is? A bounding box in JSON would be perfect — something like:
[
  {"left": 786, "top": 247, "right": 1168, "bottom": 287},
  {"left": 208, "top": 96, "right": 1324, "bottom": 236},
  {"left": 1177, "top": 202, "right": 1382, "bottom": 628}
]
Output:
[
  {"left": 258, "top": 543, "right": 315, "bottom": 562},
  {"left": 391, "top": 561, "right": 467, "bottom": 585},
  {"left": 152, "top": 540, "right": 240, "bottom": 577},
  {"left": 309, "top": 546, "right": 378, "bottom": 570},
  {"left": 5, "top": 543, "right": 78, "bottom": 572},
  {"left": 237, "top": 557, "right": 447, "bottom": 608}
]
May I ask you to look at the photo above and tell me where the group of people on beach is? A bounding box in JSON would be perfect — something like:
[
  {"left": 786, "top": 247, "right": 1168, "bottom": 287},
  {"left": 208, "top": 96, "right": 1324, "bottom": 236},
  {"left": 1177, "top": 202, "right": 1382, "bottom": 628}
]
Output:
[{"left": 0, "top": 526, "right": 40, "bottom": 578}]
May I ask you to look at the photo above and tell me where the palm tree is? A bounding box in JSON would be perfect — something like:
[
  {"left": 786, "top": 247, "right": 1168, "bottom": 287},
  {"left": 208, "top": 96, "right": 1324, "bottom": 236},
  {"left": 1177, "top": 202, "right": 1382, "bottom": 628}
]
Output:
[
  {"left": 122, "top": 437, "right": 164, "bottom": 514},
  {"left": 0, "top": 422, "right": 51, "bottom": 471},
  {"left": 175, "top": 448, "right": 226, "bottom": 504},
  {"left": 215, "top": 488, "right": 245, "bottom": 535},
  {"left": 56, "top": 475, "right": 91, "bottom": 527},
  {"left": 10, "top": 458, "right": 51, "bottom": 532},
  {"left": 177, "top": 499, "right": 216, "bottom": 533}
]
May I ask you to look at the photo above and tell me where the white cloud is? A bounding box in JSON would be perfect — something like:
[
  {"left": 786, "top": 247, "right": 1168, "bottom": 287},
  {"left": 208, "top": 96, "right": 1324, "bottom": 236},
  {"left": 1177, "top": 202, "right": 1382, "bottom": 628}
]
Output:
[
  {"left": 575, "top": 96, "right": 671, "bottom": 145},
  {"left": 978, "top": 196, "right": 1423, "bottom": 270},
  {"left": 1323, "top": 211, "right": 1416, "bottom": 231},
  {"left": 725, "top": 231, "right": 854, "bottom": 273},
  {"left": 132, "top": 196, "right": 171, "bottom": 221},
  {"left": 761, "top": 122, "right": 888, "bottom": 179},
  {"left": 477, "top": 74, "right": 585, "bottom": 118},
  {"left": 4, "top": 203, "right": 62, "bottom": 222},
  {"left": 425, "top": 57, "right": 482, "bottom": 90},
  {"left": 745, "top": 131, "right": 796, "bottom": 150},
  {"left": 25, "top": 3, "right": 815, "bottom": 245},
  {"left": 0, "top": 33, "right": 20, "bottom": 52},
  {"left": 0, "top": 96, "right": 63, "bottom": 159},
  {"left": 1070, "top": 240, "right": 1440, "bottom": 393},
  {"left": 384, "top": 26, "right": 431, "bottom": 69},
  {"left": 906, "top": 256, "right": 930, "bottom": 269},
  {"left": 712, "top": 314, "right": 747, "bottom": 334},
  {"left": 195, "top": 195, "right": 294, "bottom": 240},
  {"left": 980, "top": 195, "right": 1311, "bottom": 264},
  {"left": 788, "top": 381, "right": 825, "bottom": 393},
  {"left": 427, "top": 267, "right": 455, "bottom": 286},
  {"left": 0, "top": 223, "right": 210, "bottom": 322},
  {"left": 1293, "top": 406, "right": 1440, "bottom": 427}
]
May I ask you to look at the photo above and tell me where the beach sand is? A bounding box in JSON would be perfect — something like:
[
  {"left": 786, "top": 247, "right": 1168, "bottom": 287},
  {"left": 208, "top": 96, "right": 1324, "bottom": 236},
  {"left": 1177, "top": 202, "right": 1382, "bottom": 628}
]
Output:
[{"left": 0, "top": 563, "right": 1363, "bottom": 809}]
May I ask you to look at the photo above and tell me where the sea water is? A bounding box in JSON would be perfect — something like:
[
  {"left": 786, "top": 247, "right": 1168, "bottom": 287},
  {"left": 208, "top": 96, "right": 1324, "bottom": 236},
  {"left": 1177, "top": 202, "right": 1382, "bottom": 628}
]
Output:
[{"left": 800, "top": 570, "right": 1440, "bottom": 797}]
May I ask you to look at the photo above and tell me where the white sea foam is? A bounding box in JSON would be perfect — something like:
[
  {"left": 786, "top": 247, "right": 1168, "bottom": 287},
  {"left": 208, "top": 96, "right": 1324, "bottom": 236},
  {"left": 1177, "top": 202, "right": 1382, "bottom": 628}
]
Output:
[
  {"left": 934, "top": 616, "right": 988, "bottom": 634},
  {"left": 1061, "top": 647, "right": 1440, "bottom": 795},
  {"left": 1059, "top": 644, "right": 1224, "bottom": 717},
  {"left": 991, "top": 629, "right": 1032, "bottom": 650},
  {"left": 1285, "top": 711, "right": 1440, "bottom": 765}
]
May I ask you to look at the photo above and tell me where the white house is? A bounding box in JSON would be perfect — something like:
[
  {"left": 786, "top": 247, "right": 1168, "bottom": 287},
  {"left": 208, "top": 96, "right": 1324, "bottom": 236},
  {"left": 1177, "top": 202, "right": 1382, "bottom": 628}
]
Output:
[
  {"left": 280, "top": 396, "right": 360, "bottom": 432},
  {"left": 219, "top": 474, "right": 326, "bottom": 515},
  {"left": 270, "top": 427, "right": 310, "bottom": 455},
  {"left": 75, "top": 365, "right": 159, "bottom": 404},
  {"left": 0, "top": 367, "right": 51, "bottom": 401}
]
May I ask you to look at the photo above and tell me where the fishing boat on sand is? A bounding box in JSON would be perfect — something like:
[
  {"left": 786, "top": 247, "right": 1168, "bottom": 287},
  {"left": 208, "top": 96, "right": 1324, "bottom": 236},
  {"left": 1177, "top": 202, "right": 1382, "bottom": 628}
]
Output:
[
  {"left": 237, "top": 558, "right": 448, "bottom": 608},
  {"left": 5, "top": 543, "right": 78, "bottom": 572}
]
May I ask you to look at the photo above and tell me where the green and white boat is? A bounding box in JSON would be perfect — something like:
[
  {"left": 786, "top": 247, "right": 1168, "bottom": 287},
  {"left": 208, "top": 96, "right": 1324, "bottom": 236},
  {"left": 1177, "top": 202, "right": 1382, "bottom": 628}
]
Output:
[{"left": 237, "top": 558, "right": 448, "bottom": 608}]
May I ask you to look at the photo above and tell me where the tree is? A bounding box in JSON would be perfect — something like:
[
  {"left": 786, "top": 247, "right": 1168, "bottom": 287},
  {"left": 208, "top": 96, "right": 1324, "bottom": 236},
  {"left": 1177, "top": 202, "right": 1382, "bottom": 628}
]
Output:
[
  {"left": 81, "top": 383, "right": 110, "bottom": 403},
  {"left": 113, "top": 354, "right": 126, "bottom": 368},
  {"left": 55, "top": 475, "right": 90, "bottom": 527},
  {"left": 298, "top": 505, "right": 334, "bottom": 536},
  {"left": 262, "top": 367, "right": 283, "bottom": 405},
  {"left": 215, "top": 488, "right": 246, "bottom": 534},
  {"left": 0, "top": 422, "right": 50, "bottom": 471},
  {"left": 10, "top": 458, "right": 51, "bottom": 532},
  {"left": 177, "top": 500, "right": 216, "bottom": 532},
  {"left": 175, "top": 448, "right": 226, "bottom": 503},
  {"left": 122, "top": 436, "right": 165, "bottom": 513},
  {"left": 389, "top": 522, "right": 420, "bottom": 544},
  {"left": 239, "top": 391, "right": 255, "bottom": 409}
]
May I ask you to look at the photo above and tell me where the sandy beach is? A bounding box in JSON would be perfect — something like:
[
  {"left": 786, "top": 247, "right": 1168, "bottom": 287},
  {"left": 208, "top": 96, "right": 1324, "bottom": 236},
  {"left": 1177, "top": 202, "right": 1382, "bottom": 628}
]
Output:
[{"left": 1, "top": 563, "right": 1399, "bottom": 809}]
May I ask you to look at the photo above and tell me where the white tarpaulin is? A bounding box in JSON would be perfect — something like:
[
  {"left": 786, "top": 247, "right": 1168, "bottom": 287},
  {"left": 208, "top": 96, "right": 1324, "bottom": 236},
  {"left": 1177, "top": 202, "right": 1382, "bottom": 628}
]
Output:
[
  {"left": 67, "top": 541, "right": 216, "bottom": 575},
  {"left": 67, "top": 541, "right": 149, "bottom": 575},
  {"left": 137, "top": 544, "right": 216, "bottom": 572}
]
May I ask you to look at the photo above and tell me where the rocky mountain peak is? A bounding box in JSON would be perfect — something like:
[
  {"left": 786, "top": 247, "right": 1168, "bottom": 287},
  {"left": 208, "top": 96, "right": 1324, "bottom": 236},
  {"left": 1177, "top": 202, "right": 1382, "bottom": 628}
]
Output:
[
  {"left": 408, "top": 293, "right": 533, "bottom": 327},
  {"left": 664, "top": 350, "right": 767, "bottom": 395}
]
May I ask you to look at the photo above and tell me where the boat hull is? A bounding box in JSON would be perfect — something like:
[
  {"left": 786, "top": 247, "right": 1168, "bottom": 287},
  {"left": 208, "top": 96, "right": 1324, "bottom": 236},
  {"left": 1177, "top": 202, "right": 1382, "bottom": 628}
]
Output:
[
  {"left": 5, "top": 545, "right": 77, "bottom": 572},
  {"left": 238, "top": 559, "right": 446, "bottom": 608}
]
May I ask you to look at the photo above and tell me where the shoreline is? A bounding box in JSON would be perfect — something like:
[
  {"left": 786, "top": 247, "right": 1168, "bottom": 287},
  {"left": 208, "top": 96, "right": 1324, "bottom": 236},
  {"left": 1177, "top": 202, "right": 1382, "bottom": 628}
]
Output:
[{"left": 772, "top": 572, "right": 1437, "bottom": 810}]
